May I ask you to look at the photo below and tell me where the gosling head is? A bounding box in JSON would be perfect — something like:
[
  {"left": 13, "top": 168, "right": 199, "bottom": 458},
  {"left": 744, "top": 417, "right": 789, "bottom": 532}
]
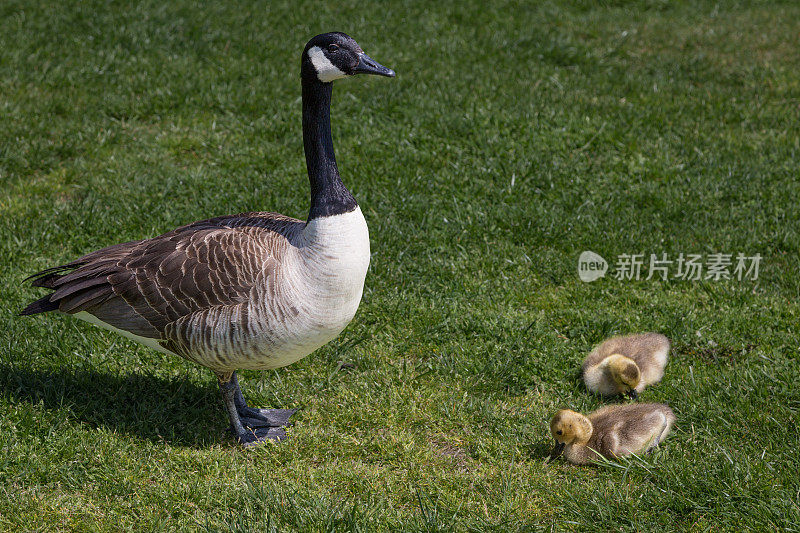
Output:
[
  {"left": 549, "top": 409, "right": 593, "bottom": 459},
  {"left": 607, "top": 353, "right": 641, "bottom": 399},
  {"left": 302, "top": 32, "right": 395, "bottom": 84}
]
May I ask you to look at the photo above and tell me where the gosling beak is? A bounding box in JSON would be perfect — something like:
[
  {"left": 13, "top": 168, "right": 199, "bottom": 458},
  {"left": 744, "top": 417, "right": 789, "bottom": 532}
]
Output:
[
  {"left": 353, "top": 53, "right": 395, "bottom": 77},
  {"left": 627, "top": 389, "right": 638, "bottom": 400},
  {"left": 549, "top": 441, "right": 565, "bottom": 460}
]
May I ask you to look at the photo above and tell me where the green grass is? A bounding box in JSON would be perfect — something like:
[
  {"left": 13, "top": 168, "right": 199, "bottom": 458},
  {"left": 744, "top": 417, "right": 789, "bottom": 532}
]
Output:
[{"left": 2, "top": 0, "right": 799, "bottom": 530}]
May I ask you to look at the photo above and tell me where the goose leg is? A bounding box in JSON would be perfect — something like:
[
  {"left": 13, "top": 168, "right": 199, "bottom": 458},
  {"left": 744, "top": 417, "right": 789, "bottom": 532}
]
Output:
[
  {"left": 217, "top": 373, "right": 293, "bottom": 446},
  {"left": 231, "top": 372, "right": 298, "bottom": 429},
  {"left": 219, "top": 377, "right": 249, "bottom": 439}
]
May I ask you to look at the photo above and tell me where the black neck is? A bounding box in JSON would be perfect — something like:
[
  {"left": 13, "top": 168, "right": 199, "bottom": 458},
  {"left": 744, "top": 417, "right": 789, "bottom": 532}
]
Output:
[{"left": 302, "top": 71, "right": 357, "bottom": 221}]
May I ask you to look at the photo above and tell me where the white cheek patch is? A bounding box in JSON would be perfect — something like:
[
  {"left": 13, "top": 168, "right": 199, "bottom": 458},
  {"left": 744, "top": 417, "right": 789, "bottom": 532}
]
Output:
[{"left": 308, "top": 46, "right": 346, "bottom": 82}]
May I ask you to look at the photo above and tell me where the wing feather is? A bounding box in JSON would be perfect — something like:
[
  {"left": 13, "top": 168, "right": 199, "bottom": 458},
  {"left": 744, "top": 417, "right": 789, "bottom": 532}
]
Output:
[{"left": 22, "top": 213, "right": 304, "bottom": 351}]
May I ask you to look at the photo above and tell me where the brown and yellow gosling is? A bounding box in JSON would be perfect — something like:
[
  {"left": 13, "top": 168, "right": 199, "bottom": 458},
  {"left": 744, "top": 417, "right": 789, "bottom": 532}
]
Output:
[
  {"left": 549, "top": 403, "right": 676, "bottom": 465},
  {"left": 582, "top": 333, "right": 670, "bottom": 399}
]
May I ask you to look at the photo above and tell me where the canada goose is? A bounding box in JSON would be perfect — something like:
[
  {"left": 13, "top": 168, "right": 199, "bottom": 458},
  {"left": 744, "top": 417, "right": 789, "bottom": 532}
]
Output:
[
  {"left": 549, "top": 403, "right": 676, "bottom": 465},
  {"left": 20, "top": 32, "right": 395, "bottom": 446},
  {"left": 582, "top": 333, "right": 670, "bottom": 399}
]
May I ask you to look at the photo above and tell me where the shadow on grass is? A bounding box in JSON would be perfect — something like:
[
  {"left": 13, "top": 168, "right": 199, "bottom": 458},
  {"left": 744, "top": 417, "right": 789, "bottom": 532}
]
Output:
[
  {"left": 528, "top": 437, "right": 555, "bottom": 461},
  {"left": 0, "top": 363, "right": 227, "bottom": 448}
]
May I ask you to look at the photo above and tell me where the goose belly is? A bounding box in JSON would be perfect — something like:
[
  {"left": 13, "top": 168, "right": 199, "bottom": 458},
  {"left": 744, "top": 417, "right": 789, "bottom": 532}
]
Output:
[
  {"left": 175, "top": 276, "right": 366, "bottom": 372},
  {"left": 233, "top": 300, "right": 361, "bottom": 370}
]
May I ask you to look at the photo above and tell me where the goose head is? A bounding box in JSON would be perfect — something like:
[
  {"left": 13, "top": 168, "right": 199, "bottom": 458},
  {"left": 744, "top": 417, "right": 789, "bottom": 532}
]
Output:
[
  {"left": 549, "top": 409, "right": 593, "bottom": 459},
  {"left": 607, "top": 353, "right": 641, "bottom": 399},
  {"left": 302, "top": 32, "right": 395, "bottom": 83}
]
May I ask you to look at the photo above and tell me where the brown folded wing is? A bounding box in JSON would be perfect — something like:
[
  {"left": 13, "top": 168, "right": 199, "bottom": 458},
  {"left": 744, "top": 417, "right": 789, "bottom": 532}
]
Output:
[{"left": 23, "top": 213, "right": 304, "bottom": 347}]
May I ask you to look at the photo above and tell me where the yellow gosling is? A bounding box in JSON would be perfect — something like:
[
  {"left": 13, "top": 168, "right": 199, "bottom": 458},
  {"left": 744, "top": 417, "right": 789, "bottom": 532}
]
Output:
[
  {"left": 582, "top": 333, "right": 670, "bottom": 398},
  {"left": 549, "top": 403, "right": 676, "bottom": 465}
]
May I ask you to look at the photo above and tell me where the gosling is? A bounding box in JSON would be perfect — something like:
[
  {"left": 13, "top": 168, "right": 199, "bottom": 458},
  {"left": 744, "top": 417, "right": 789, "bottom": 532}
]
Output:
[
  {"left": 582, "top": 333, "right": 670, "bottom": 399},
  {"left": 549, "top": 403, "right": 676, "bottom": 465}
]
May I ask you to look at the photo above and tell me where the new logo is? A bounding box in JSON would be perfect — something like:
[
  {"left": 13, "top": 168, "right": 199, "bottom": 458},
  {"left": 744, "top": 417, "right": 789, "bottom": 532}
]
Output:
[{"left": 578, "top": 251, "right": 608, "bottom": 282}]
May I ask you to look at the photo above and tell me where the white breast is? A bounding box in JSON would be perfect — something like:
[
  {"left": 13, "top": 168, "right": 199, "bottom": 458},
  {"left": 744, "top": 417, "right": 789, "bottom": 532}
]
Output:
[
  {"left": 297, "top": 207, "right": 371, "bottom": 324},
  {"left": 234, "top": 207, "right": 370, "bottom": 370}
]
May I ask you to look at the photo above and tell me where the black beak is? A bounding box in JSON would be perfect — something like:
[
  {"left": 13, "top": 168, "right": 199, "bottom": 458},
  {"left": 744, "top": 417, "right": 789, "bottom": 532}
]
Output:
[
  {"left": 353, "top": 53, "right": 395, "bottom": 77},
  {"left": 549, "top": 442, "right": 565, "bottom": 460},
  {"left": 627, "top": 389, "right": 638, "bottom": 400}
]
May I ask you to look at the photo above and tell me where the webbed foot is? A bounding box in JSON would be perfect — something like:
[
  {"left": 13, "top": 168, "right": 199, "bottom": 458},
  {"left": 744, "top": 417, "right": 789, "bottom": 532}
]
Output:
[
  {"left": 235, "top": 426, "right": 288, "bottom": 447},
  {"left": 218, "top": 372, "right": 298, "bottom": 446},
  {"left": 238, "top": 407, "right": 298, "bottom": 430}
]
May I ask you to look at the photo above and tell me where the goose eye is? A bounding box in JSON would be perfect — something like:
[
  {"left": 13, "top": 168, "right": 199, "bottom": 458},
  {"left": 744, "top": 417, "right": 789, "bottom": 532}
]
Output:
[{"left": 327, "top": 44, "right": 339, "bottom": 53}]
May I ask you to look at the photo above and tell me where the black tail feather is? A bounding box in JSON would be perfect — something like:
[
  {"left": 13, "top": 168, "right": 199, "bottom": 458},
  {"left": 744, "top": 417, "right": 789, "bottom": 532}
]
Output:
[
  {"left": 22, "top": 265, "right": 72, "bottom": 283},
  {"left": 23, "top": 264, "right": 84, "bottom": 288},
  {"left": 19, "top": 295, "right": 59, "bottom": 316},
  {"left": 21, "top": 262, "right": 86, "bottom": 315}
]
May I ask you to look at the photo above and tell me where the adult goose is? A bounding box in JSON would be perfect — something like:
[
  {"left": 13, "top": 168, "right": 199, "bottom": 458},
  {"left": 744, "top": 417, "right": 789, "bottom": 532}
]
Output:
[{"left": 21, "top": 32, "right": 395, "bottom": 446}]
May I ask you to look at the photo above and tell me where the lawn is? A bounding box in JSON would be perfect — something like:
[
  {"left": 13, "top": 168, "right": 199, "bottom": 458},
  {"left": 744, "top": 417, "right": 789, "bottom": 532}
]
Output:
[{"left": 1, "top": 0, "right": 799, "bottom": 530}]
